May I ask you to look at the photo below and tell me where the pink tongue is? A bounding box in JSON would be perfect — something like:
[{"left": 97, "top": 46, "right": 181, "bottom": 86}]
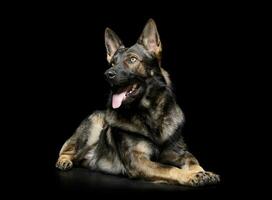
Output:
[{"left": 112, "top": 91, "right": 126, "bottom": 109}]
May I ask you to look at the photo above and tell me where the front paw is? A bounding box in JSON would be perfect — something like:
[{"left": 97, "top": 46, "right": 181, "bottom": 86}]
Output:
[
  {"left": 188, "top": 171, "right": 220, "bottom": 187},
  {"left": 56, "top": 158, "right": 73, "bottom": 171}
]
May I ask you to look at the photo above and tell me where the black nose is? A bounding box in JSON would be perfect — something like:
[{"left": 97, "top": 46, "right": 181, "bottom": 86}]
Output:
[{"left": 105, "top": 69, "right": 116, "bottom": 79}]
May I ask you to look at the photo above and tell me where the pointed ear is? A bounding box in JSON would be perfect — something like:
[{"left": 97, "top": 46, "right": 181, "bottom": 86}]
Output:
[
  {"left": 105, "top": 28, "right": 124, "bottom": 63},
  {"left": 137, "top": 19, "right": 162, "bottom": 57}
]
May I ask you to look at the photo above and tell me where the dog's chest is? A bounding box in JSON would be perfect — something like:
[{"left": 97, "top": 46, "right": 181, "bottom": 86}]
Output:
[
  {"left": 83, "top": 147, "right": 126, "bottom": 175},
  {"left": 105, "top": 103, "right": 184, "bottom": 143}
]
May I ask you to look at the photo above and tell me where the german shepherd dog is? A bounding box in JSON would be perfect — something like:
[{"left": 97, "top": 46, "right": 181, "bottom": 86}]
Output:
[{"left": 56, "top": 19, "right": 220, "bottom": 187}]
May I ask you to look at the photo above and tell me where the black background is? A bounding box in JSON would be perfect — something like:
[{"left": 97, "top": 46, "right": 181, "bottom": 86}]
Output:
[{"left": 5, "top": 1, "right": 262, "bottom": 198}]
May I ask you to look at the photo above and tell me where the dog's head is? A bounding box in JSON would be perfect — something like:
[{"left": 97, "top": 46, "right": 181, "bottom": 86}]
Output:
[{"left": 104, "top": 19, "right": 170, "bottom": 109}]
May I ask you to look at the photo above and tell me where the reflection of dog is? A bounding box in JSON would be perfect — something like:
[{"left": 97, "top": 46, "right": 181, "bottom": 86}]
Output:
[{"left": 56, "top": 19, "right": 220, "bottom": 186}]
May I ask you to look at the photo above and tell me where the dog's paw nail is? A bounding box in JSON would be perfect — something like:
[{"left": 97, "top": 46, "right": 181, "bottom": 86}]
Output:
[{"left": 56, "top": 159, "right": 73, "bottom": 171}]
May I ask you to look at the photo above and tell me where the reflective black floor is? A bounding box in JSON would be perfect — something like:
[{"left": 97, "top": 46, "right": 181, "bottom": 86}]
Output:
[{"left": 52, "top": 168, "right": 223, "bottom": 196}]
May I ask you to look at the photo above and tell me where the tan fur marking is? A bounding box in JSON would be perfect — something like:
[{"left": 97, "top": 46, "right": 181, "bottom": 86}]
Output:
[
  {"left": 58, "top": 155, "right": 73, "bottom": 161},
  {"left": 87, "top": 112, "right": 105, "bottom": 146},
  {"left": 89, "top": 112, "right": 105, "bottom": 124},
  {"left": 59, "top": 139, "right": 76, "bottom": 157},
  {"left": 134, "top": 63, "right": 146, "bottom": 75},
  {"left": 160, "top": 67, "right": 171, "bottom": 87},
  {"left": 130, "top": 151, "right": 204, "bottom": 185},
  {"left": 134, "top": 141, "right": 152, "bottom": 155},
  {"left": 56, "top": 141, "right": 76, "bottom": 170}
]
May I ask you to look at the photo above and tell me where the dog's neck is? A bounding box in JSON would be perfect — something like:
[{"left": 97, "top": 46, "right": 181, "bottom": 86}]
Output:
[{"left": 105, "top": 78, "right": 184, "bottom": 144}]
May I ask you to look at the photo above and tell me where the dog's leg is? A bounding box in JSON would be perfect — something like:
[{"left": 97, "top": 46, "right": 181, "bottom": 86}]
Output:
[
  {"left": 55, "top": 137, "right": 76, "bottom": 171},
  {"left": 124, "top": 150, "right": 214, "bottom": 186},
  {"left": 56, "top": 111, "right": 105, "bottom": 171},
  {"left": 159, "top": 149, "right": 220, "bottom": 186}
]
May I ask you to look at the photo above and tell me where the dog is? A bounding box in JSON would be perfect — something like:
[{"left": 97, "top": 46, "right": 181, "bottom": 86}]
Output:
[{"left": 56, "top": 19, "right": 220, "bottom": 187}]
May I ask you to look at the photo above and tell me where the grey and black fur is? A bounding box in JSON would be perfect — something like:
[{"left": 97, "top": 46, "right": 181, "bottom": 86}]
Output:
[{"left": 56, "top": 19, "right": 220, "bottom": 186}]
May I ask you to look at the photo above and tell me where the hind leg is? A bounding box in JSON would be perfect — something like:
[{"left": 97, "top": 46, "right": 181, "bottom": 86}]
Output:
[{"left": 56, "top": 111, "right": 105, "bottom": 171}]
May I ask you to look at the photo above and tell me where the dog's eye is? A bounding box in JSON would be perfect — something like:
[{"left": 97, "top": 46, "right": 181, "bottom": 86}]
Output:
[{"left": 130, "top": 57, "right": 137, "bottom": 63}]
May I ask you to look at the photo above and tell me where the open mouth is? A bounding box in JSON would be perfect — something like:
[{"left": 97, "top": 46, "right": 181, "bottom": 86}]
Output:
[{"left": 112, "top": 83, "right": 139, "bottom": 109}]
